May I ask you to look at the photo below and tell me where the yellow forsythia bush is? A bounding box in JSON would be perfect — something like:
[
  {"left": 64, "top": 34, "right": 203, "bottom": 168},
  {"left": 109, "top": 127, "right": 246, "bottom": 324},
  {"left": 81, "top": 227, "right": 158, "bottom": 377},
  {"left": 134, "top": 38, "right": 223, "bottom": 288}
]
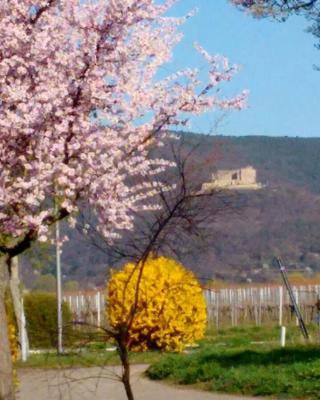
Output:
[
  {"left": 107, "top": 256, "right": 207, "bottom": 352},
  {"left": 5, "top": 292, "right": 19, "bottom": 386},
  {"left": 8, "top": 323, "right": 19, "bottom": 363}
]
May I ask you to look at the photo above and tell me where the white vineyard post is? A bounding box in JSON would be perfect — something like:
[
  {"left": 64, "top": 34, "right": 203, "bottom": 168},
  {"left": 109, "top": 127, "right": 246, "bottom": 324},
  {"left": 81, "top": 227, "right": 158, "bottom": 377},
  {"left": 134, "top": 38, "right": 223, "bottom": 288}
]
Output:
[
  {"left": 96, "top": 291, "right": 101, "bottom": 327},
  {"left": 295, "top": 288, "right": 299, "bottom": 326},
  {"left": 20, "top": 297, "right": 29, "bottom": 362},
  {"left": 281, "top": 326, "right": 286, "bottom": 347},
  {"left": 215, "top": 291, "right": 219, "bottom": 329},
  {"left": 279, "top": 286, "right": 283, "bottom": 326}
]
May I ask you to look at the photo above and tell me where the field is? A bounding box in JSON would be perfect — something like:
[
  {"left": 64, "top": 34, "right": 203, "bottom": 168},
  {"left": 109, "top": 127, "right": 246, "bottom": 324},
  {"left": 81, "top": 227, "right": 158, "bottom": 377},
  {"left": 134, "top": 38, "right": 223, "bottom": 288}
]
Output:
[{"left": 147, "top": 325, "right": 320, "bottom": 399}]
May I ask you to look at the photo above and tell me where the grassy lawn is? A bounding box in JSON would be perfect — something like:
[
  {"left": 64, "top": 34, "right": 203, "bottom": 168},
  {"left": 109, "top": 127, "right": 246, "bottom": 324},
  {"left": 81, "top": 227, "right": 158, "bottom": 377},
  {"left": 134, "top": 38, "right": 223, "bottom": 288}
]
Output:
[
  {"left": 16, "top": 344, "right": 164, "bottom": 369},
  {"left": 147, "top": 325, "right": 320, "bottom": 399}
]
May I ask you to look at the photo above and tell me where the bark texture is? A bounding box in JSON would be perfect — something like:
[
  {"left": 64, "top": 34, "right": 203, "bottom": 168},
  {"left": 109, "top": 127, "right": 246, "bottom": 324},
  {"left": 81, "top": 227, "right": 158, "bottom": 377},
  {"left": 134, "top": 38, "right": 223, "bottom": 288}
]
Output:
[
  {"left": 0, "top": 255, "right": 15, "bottom": 400},
  {"left": 118, "top": 339, "right": 135, "bottom": 400}
]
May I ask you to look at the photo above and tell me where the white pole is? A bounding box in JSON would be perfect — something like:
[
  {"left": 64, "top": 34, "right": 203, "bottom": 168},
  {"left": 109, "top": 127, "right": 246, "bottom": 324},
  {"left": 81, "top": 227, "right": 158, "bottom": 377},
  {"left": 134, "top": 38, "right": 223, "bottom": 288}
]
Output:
[
  {"left": 56, "top": 219, "right": 63, "bottom": 354},
  {"left": 279, "top": 286, "right": 283, "bottom": 326},
  {"left": 215, "top": 291, "right": 219, "bottom": 330},
  {"left": 295, "top": 288, "right": 299, "bottom": 326},
  {"left": 280, "top": 326, "right": 286, "bottom": 347},
  {"left": 231, "top": 290, "right": 235, "bottom": 327},
  {"left": 20, "top": 297, "right": 29, "bottom": 362},
  {"left": 96, "top": 291, "right": 101, "bottom": 327},
  {"left": 258, "top": 288, "right": 262, "bottom": 325},
  {"left": 76, "top": 295, "right": 80, "bottom": 318}
]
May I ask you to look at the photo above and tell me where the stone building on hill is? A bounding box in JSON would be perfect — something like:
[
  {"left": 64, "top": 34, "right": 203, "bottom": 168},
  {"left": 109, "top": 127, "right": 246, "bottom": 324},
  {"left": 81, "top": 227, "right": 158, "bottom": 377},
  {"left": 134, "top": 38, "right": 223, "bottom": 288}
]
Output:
[{"left": 201, "top": 165, "right": 263, "bottom": 191}]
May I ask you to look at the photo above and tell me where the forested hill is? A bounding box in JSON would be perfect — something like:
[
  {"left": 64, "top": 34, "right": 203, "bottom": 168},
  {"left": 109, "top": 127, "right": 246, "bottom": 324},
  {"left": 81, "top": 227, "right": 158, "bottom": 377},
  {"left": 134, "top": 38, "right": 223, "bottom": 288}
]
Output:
[
  {"left": 164, "top": 134, "right": 320, "bottom": 282},
  {"left": 180, "top": 134, "right": 320, "bottom": 193},
  {"left": 22, "top": 134, "right": 320, "bottom": 287}
]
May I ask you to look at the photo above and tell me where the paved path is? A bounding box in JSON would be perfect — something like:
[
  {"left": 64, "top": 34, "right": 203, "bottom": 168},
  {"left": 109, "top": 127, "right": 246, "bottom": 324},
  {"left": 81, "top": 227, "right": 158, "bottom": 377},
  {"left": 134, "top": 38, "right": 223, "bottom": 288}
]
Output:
[{"left": 18, "top": 365, "right": 260, "bottom": 400}]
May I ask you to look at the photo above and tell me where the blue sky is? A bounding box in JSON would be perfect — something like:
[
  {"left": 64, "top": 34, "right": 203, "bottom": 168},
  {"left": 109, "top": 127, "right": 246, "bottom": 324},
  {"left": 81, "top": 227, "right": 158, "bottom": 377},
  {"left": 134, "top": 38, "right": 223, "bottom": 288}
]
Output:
[{"left": 164, "top": 0, "right": 320, "bottom": 137}]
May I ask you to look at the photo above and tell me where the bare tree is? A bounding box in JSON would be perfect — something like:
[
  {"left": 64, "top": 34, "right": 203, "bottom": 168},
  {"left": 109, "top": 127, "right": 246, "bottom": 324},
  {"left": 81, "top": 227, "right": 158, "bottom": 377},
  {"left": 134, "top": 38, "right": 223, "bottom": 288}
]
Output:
[{"left": 74, "top": 137, "right": 242, "bottom": 400}]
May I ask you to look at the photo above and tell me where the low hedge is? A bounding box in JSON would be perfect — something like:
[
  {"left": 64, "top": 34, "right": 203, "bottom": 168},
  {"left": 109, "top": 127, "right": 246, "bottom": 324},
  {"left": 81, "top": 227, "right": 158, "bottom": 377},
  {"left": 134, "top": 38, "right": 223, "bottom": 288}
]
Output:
[{"left": 24, "top": 292, "right": 74, "bottom": 349}]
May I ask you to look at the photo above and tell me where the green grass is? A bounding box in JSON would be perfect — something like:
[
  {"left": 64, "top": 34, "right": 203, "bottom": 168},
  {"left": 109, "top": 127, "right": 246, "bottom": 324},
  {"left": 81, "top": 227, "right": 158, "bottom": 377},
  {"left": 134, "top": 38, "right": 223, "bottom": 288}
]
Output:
[
  {"left": 16, "top": 347, "right": 164, "bottom": 369},
  {"left": 203, "top": 324, "right": 318, "bottom": 347},
  {"left": 147, "top": 325, "right": 320, "bottom": 399}
]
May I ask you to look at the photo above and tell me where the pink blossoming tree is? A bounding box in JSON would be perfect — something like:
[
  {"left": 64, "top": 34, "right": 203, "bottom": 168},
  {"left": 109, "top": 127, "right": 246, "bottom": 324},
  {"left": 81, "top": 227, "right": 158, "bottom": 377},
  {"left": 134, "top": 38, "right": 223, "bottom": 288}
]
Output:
[{"left": 0, "top": 1, "right": 247, "bottom": 398}]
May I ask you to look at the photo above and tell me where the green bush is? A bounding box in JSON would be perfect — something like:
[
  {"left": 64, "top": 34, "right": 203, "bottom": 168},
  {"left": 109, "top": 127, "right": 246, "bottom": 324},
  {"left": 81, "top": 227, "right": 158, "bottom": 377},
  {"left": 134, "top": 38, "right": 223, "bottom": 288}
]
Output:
[
  {"left": 24, "top": 292, "right": 73, "bottom": 348},
  {"left": 32, "top": 274, "right": 56, "bottom": 292}
]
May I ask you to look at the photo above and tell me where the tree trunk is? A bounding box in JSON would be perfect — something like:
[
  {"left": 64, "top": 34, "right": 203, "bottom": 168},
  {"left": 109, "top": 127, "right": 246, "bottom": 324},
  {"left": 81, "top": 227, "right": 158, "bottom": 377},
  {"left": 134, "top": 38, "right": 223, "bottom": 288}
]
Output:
[
  {"left": 9, "top": 257, "right": 29, "bottom": 361},
  {"left": 118, "top": 340, "right": 135, "bottom": 400},
  {"left": 0, "top": 254, "right": 15, "bottom": 400}
]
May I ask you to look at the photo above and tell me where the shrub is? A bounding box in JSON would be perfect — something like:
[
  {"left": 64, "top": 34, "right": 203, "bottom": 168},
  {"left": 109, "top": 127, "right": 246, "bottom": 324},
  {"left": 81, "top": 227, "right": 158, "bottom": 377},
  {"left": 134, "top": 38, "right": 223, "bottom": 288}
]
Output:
[
  {"left": 107, "top": 256, "right": 207, "bottom": 352},
  {"left": 24, "top": 292, "right": 73, "bottom": 348},
  {"left": 32, "top": 274, "right": 56, "bottom": 292},
  {"left": 64, "top": 280, "right": 80, "bottom": 292},
  {"left": 5, "top": 291, "right": 18, "bottom": 360}
]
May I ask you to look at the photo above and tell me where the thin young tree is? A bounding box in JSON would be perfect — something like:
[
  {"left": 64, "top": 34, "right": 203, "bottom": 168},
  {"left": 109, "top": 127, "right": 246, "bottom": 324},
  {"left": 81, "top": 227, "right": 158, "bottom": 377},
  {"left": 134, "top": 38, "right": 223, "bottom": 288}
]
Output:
[
  {"left": 0, "top": 2, "right": 246, "bottom": 398},
  {"left": 77, "top": 139, "right": 242, "bottom": 400}
]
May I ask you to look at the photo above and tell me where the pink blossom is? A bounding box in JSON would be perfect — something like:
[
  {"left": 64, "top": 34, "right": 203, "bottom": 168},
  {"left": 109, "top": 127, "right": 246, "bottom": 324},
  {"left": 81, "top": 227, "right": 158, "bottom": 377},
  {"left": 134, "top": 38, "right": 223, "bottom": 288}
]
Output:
[{"left": 0, "top": 0, "right": 247, "bottom": 249}]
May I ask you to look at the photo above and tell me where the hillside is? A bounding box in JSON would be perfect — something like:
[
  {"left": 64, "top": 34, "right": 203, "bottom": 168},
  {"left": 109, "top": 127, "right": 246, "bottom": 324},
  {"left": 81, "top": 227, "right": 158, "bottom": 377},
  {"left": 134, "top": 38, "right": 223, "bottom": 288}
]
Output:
[
  {"left": 21, "top": 134, "right": 320, "bottom": 287},
  {"left": 180, "top": 134, "right": 320, "bottom": 192}
]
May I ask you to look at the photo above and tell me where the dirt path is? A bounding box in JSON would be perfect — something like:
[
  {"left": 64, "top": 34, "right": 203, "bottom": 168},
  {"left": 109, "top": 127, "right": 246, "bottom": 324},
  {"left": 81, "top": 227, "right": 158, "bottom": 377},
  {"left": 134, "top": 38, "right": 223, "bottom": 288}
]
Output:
[{"left": 18, "top": 365, "right": 260, "bottom": 400}]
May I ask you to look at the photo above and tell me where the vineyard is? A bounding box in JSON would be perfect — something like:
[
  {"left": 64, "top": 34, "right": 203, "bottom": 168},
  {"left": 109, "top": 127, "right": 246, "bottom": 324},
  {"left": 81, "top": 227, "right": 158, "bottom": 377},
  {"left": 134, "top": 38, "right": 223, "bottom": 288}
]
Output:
[{"left": 62, "top": 284, "right": 320, "bottom": 329}]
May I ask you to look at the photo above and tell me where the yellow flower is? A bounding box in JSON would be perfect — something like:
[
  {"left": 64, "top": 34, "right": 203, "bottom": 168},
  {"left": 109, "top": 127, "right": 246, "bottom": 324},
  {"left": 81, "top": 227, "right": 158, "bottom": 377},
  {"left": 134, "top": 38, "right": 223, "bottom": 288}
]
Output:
[
  {"left": 5, "top": 293, "right": 19, "bottom": 386},
  {"left": 107, "top": 256, "right": 206, "bottom": 352}
]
